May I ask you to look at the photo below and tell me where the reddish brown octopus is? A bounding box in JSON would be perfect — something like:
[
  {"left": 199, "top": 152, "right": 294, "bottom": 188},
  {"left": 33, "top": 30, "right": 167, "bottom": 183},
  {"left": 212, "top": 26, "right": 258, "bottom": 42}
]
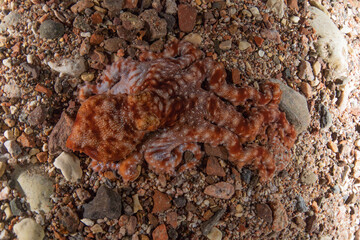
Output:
[{"left": 66, "top": 40, "right": 296, "bottom": 182}]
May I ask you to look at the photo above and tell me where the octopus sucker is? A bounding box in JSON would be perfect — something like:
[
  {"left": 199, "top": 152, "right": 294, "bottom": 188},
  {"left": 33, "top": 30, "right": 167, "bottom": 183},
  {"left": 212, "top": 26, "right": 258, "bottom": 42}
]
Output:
[{"left": 66, "top": 39, "right": 296, "bottom": 182}]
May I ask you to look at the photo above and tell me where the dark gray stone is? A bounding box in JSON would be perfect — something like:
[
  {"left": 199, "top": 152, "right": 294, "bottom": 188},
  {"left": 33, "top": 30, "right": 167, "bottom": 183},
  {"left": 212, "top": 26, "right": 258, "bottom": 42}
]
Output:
[
  {"left": 173, "top": 196, "right": 186, "bottom": 208},
  {"left": 83, "top": 185, "right": 122, "bottom": 219},
  {"left": 241, "top": 168, "right": 253, "bottom": 184},
  {"left": 319, "top": 104, "right": 332, "bottom": 129},
  {"left": 270, "top": 79, "right": 311, "bottom": 133},
  {"left": 201, "top": 208, "right": 226, "bottom": 235},
  {"left": 10, "top": 198, "right": 26, "bottom": 216},
  {"left": 39, "top": 20, "right": 65, "bottom": 39}
]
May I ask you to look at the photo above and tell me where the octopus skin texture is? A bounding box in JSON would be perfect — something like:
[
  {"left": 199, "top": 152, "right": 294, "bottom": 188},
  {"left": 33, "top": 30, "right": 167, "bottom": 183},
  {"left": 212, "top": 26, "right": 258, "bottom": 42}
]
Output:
[{"left": 66, "top": 40, "right": 297, "bottom": 182}]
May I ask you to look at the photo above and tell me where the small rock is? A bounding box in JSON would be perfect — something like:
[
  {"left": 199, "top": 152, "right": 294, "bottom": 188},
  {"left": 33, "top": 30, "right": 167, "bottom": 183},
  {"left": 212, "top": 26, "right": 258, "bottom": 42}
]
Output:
[
  {"left": 260, "top": 29, "right": 281, "bottom": 43},
  {"left": 298, "top": 61, "right": 315, "bottom": 81},
  {"left": 166, "top": 211, "right": 177, "bottom": 228},
  {"left": 249, "top": 7, "right": 262, "bottom": 20},
  {"left": 319, "top": 104, "right": 332, "bottom": 129},
  {"left": 290, "top": 15, "right": 300, "bottom": 23},
  {"left": 0, "top": 162, "right": 6, "bottom": 177},
  {"left": 0, "top": 12, "right": 21, "bottom": 32},
  {"left": 327, "top": 141, "right": 338, "bottom": 153},
  {"left": 305, "top": 215, "right": 317, "bottom": 233},
  {"left": 238, "top": 41, "right": 251, "bottom": 51},
  {"left": 204, "top": 144, "right": 228, "bottom": 159},
  {"left": 140, "top": 9, "right": 167, "bottom": 41},
  {"left": 0, "top": 186, "right": 10, "bottom": 201},
  {"left": 76, "top": 188, "right": 91, "bottom": 202},
  {"left": 296, "top": 195, "right": 308, "bottom": 212},
  {"left": 152, "top": 190, "right": 171, "bottom": 213},
  {"left": 56, "top": 206, "right": 79, "bottom": 233},
  {"left": 301, "top": 171, "right": 318, "bottom": 185},
  {"left": 3, "top": 80, "right": 22, "bottom": 98},
  {"left": 48, "top": 56, "right": 86, "bottom": 77},
  {"left": 70, "top": 0, "right": 94, "bottom": 13},
  {"left": 255, "top": 203, "right": 273, "bottom": 224},
  {"left": 17, "top": 133, "right": 36, "bottom": 148},
  {"left": 266, "top": 0, "right": 285, "bottom": 18},
  {"left": 152, "top": 224, "right": 168, "bottom": 240},
  {"left": 54, "top": 152, "right": 82, "bottom": 182},
  {"left": 90, "top": 33, "right": 104, "bottom": 45},
  {"left": 258, "top": 50, "right": 265, "bottom": 57},
  {"left": 73, "top": 16, "right": 91, "bottom": 32},
  {"left": 288, "top": 0, "right": 299, "bottom": 11},
  {"left": 13, "top": 218, "right": 44, "bottom": 240},
  {"left": 271, "top": 200, "right": 288, "bottom": 232},
  {"left": 48, "top": 111, "right": 75, "bottom": 155},
  {"left": 201, "top": 208, "right": 226, "bottom": 235},
  {"left": 178, "top": 4, "right": 197, "bottom": 33},
  {"left": 123, "top": 0, "right": 138, "bottom": 9},
  {"left": 254, "top": 36, "right": 264, "bottom": 47},
  {"left": 39, "top": 20, "right": 65, "bottom": 39},
  {"left": 183, "top": 33, "right": 202, "bottom": 46},
  {"left": 120, "top": 12, "right": 144, "bottom": 31},
  {"left": 173, "top": 196, "right": 186, "bottom": 208},
  {"left": 313, "top": 61, "right": 321, "bottom": 75},
  {"left": 10, "top": 198, "right": 26, "bottom": 216},
  {"left": 4, "top": 140, "right": 22, "bottom": 157},
  {"left": 16, "top": 167, "right": 54, "bottom": 213},
  {"left": 102, "top": 0, "right": 124, "bottom": 13},
  {"left": 205, "top": 157, "right": 226, "bottom": 177},
  {"left": 83, "top": 185, "right": 122, "bottom": 219},
  {"left": 204, "top": 182, "right": 234, "bottom": 199},
  {"left": 91, "top": 224, "right": 104, "bottom": 234},
  {"left": 104, "top": 37, "right": 126, "bottom": 53},
  {"left": 300, "top": 82, "right": 312, "bottom": 98},
  {"left": 126, "top": 216, "right": 137, "bottom": 235},
  {"left": 240, "top": 168, "right": 253, "bottom": 184},
  {"left": 28, "top": 106, "right": 47, "bottom": 126},
  {"left": 219, "top": 40, "right": 232, "bottom": 51},
  {"left": 165, "top": 0, "right": 177, "bottom": 14},
  {"left": 270, "top": 79, "right": 311, "bottom": 133},
  {"left": 149, "top": 39, "right": 165, "bottom": 53},
  {"left": 81, "top": 218, "right": 94, "bottom": 226},
  {"left": 81, "top": 72, "right": 95, "bottom": 82},
  {"left": 133, "top": 194, "right": 143, "bottom": 213},
  {"left": 206, "top": 227, "right": 222, "bottom": 240}
]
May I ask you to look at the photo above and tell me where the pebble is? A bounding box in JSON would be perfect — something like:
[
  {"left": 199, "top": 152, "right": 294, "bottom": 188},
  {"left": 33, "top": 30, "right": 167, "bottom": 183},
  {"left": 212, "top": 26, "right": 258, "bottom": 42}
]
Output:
[
  {"left": 0, "top": 162, "right": 6, "bottom": 177},
  {"left": 290, "top": 16, "right": 300, "bottom": 23},
  {"left": 255, "top": 203, "right": 273, "bottom": 224},
  {"left": 183, "top": 33, "right": 203, "bottom": 46},
  {"left": 165, "top": 0, "right": 177, "bottom": 14},
  {"left": 166, "top": 211, "right": 177, "bottom": 228},
  {"left": 4, "top": 130, "right": 15, "bottom": 140},
  {"left": 219, "top": 40, "right": 232, "bottom": 51},
  {"left": 152, "top": 224, "right": 168, "bottom": 240},
  {"left": 2, "top": 58, "right": 12, "bottom": 68},
  {"left": 81, "top": 72, "right": 95, "bottom": 82},
  {"left": 266, "top": 0, "right": 285, "bottom": 18},
  {"left": 319, "top": 104, "right": 332, "bottom": 129},
  {"left": 201, "top": 208, "right": 226, "bottom": 235},
  {"left": 48, "top": 111, "right": 75, "bottom": 155},
  {"left": 13, "top": 218, "right": 44, "bottom": 240},
  {"left": 238, "top": 41, "right": 251, "bottom": 51},
  {"left": 133, "top": 194, "right": 143, "bottom": 213},
  {"left": 39, "top": 20, "right": 65, "bottom": 39},
  {"left": 206, "top": 227, "right": 222, "bottom": 240},
  {"left": 104, "top": 37, "right": 126, "bottom": 53},
  {"left": 296, "top": 195, "right": 309, "bottom": 212},
  {"left": 298, "top": 61, "right": 315, "bottom": 81},
  {"left": 4, "top": 140, "right": 22, "bottom": 157},
  {"left": 76, "top": 188, "right": 91, "bottom": 202},
  {"left": 91, "top": 224, "right": 104, "bottom": 234},
  {"left": 10, "top": 198, "right": 26, "bottom": 216},
  {"left": 70, "top": 0, "right": 94, "bottom": 13},
  {"left": 0, "top": 187, "right": 10, "bottom": 201},
  {"left": 300, "top": 82, "right": 313, "bottom": 98},
  {"left": 173, "top": 196, "right": 186, "bottom": 208},
  {"left": 3, "top": 80, "right": 22, "bottom": 98},
  {"left": 54, "top": 152, "right": 82, "bottom": 182},
  {"left": 48, "top": 56, "right": 86, "bottom": 77},
  {"left": 152, "top": 190, "right": 171, "bottom": 213},
  {"left": 81, "top": 218, "right": 94, "bottom": 226},
  {"left": 270, "top": 79, "right": 311, "bottom": 133},
  {"left": 4, "top": 118, "right": 15, "bottom": 127},
  {"left": 205, "top": 156, "right": 226, "bottom": 177},
  {"left": 0, "top": 12, "right": 21, "bottom": 32},
  {"left": 103, "top": 0, "right": 124, "bottom": 13},
  {"left": 178, "top": 4, "right": 197, "bottom": 33},
  {"left": 83, "top": 185, "right": 122, "bottom": 219},
  {"left": 258, "top": 50, "right": 265, "bottom": 57},
  {"left": 313, "top": 61, "right": 321, "bottom": 75},
  {"left": 305, "top": 215, "right": 317, "bottom": 233},
  {"left": 249, "top": 7, "right": 262, "bottom": 20},
  {"left": 355, "top": 139, "right": 360, "bottom": 148},
  {"left": 140, "top": 10, "right": 167, "bottom": 41},
  {"left": 120, "top": 12, "right": 144, "bottom": 31},
  {"left": 328, "top": 141, "right": 338, "bottom": 153},
  {"left": 242, "top": 10, "right": 252, "bottom": 18},
  {"left": 28, "top": 105, "right": 47, "bottom": 126},
  {"left": 204, "top": 182, "right": 234, "bottom": 199},
  {"left": 16, "top": 167, "right": 54, "bottom": 213},
  {"left": 271, "top": 200, "right": 288, "bottom": 232},
  {"left": 301, "top": 171, "right": 318, "bottom": 185},
  {"left": 288, "top": 0, "right": 299, "bottom": 10},
  {"left": 254, "top": 36, "right": 264, "bottom": 47}
]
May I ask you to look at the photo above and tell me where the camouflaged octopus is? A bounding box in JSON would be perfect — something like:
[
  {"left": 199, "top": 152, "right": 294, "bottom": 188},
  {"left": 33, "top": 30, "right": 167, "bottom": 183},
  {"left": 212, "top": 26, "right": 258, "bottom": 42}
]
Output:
[{"left": 66, "top": 40, "right": 296, "bottom": 182}]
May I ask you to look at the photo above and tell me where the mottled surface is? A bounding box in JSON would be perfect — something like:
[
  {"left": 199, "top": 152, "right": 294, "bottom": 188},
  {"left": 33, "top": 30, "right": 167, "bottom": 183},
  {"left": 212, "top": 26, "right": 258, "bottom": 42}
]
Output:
[{"left": 66, "top": 40, "right": 296, "bottom": 181}]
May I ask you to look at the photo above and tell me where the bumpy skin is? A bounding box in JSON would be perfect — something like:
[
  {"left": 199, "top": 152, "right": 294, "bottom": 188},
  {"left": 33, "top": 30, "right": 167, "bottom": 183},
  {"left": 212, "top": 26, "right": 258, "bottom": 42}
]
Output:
[{"left": 66, "top": 40, "right": 296, "bottom": 182}]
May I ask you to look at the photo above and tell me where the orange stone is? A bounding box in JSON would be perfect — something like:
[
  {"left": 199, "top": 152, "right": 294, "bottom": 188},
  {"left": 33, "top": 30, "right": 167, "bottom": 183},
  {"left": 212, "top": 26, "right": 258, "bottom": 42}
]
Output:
[
  {"left": 36, "top": 152, "right": 48, "bottom": 163},
  {"left": 152, "top": 190, "right": 171, "bottom": 213},
  {"left": 91, "top": 12, "right": 103, "bottom": 24},
  {"left": 205, "top": 156, "right": 226, "bottom": 177},
  {"left": 152, "top": 224, "right": 168, "bottom": 240},
  {"left": 231, "top": 68, "right": 241, "bottom": 85},
  {"left": 254, "top": 36, "right": 264, "bottom": 47},
  {"left": 35, "top": 84, "right": 52, "bottom": 97},
  {"left": 90, "top": 33, "right": 104, "bottom": 45}
]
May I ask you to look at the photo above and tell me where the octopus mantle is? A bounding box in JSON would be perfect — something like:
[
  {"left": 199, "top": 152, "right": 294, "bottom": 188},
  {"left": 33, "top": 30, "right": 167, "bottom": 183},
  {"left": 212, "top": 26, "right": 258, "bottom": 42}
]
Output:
[{"left": 66, "top": 40, "right": 296, "bottom": 182}]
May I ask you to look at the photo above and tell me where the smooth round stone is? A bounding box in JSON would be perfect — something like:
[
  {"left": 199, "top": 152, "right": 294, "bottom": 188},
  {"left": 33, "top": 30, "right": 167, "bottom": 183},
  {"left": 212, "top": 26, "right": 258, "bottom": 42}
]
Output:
[{"left": 39, "top": 20, "right": 65, "bottom": 39}]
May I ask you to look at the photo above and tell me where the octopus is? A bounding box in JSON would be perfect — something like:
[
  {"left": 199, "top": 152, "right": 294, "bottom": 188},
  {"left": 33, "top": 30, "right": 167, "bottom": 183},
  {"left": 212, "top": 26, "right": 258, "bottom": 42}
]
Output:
[{"left": 66, "top": 40, "right": 296, "bottom": 182}]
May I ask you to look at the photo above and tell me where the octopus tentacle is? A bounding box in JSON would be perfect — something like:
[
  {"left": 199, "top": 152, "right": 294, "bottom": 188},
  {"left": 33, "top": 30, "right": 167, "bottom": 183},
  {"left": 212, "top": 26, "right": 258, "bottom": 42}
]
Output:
[{"left": 203, "top": 58, "right": 281, "bottom": 106}]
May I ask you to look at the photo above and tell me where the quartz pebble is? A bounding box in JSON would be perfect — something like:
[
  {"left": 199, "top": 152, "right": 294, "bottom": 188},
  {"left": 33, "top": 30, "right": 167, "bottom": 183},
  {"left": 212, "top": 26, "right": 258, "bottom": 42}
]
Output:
[
  {"left": 219, "top": 40, "right": 232, "bottom": 50},
  {"left": 204, "top": 182, "right": 234, "bottom": 199},
  {"left": 328, "top": 141, "right": 338, "bottom": 153},
  {"left": 4, "top": 140, "right": 22, "bottom": 157},
  {"left": 54, "top": 152, "right": 82, "bottom": 182},
  {"left": 206, "top": 227, "right": 222, "bottom": 240},
  {"left": 13, "top": 218, "right": 44, "bottom": 240},
  {"left": 183, "top": 33, "right": 203, "bottom": 46},
  {"left": 298, "top": 61, "right": 315, "bottom": 81},
  {"left": 238, "top": 41, "right": 251, "bottom": 50},
  {"left": 48, "top": 56, "right": 86, "bottom": 77}
]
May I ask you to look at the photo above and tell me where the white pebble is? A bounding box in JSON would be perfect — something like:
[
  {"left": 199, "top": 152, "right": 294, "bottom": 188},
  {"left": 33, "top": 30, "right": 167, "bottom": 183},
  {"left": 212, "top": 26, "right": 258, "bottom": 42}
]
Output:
[
  {"left": 13, "top": 218, "right": 45, "bottom": 240},
  {"left": 54, "top": 152, "right": 83, "bottom": 182},
  {"left": 258, "top": 50, "right": 265, "bottom": 57}
]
